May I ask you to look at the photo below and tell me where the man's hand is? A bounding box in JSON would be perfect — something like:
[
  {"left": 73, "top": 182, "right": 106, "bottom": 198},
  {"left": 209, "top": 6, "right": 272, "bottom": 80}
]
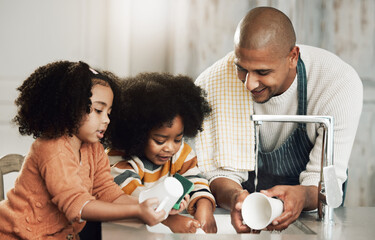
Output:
[
  {"left": 261, "top": 185, "right": 318, "bottom": 231},
  {"left": 210, "top": 177, "right": 261, "bottom": 233},
  {"left": 230, "top": 189, "right": 251, "bottom": 233}
]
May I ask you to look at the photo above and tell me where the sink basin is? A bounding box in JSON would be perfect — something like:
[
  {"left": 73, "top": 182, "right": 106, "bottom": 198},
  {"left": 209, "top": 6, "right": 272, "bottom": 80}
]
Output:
[{"left": 146, "top": 213, "right": 316, "bottom": 235}]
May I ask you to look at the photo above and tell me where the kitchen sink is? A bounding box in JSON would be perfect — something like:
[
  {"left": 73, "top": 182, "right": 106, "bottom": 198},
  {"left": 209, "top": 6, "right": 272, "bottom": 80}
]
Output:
[{"left": 146, "top": 213, "right": 316, "bottom": 235}]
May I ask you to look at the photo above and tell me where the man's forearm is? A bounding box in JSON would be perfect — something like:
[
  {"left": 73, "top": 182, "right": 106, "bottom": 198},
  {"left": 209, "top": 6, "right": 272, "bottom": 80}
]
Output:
[
  {"left": 301, "top": 185, "right": 318, "bottom": 210},
  {"left": 210, "top": 177, "right": 246, "bottom": 210}
]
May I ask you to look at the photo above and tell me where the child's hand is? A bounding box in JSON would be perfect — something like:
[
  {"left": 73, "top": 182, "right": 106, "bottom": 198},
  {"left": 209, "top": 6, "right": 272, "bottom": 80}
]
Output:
[
  {"left": 138, "top": 198, "right": 165, "bottom": 226},
  {"left": 163, "top": 214, "right": 201, "bottom": 233},
  {"left": 169, "top": 194, "right": 190, "bottom": 215},
  {"left": 194, "top": 198, "right": 217, "bottom": 233}
]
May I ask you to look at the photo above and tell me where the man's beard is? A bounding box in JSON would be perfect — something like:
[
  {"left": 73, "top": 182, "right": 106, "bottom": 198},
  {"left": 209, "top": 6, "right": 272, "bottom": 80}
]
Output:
[{"left": 253, "top": 91, "right": 273, "bottom": 104}]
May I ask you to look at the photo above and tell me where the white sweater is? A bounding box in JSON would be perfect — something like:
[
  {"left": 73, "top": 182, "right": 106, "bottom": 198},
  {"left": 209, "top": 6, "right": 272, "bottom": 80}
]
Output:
[{"left": 204, "top": 45, "right": 363, "bottom": 187}]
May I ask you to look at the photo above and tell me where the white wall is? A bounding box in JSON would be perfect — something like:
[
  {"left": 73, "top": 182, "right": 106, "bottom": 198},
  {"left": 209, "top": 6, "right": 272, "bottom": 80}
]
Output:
[
  {"left": 0, "top": 0, "right": 171, "bottom": 157},
  {"left": 1, "top": 0, "right": 374, "bottom": 206}
]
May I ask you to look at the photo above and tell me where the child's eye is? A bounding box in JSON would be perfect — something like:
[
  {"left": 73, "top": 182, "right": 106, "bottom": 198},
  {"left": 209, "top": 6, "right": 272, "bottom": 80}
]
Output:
[
  {"left": 175, "top": 139, "right": 182, "bottom": 143},
  {"left": 95, "top": 109, "right": 103, "bottom": 114},
  {"left": 154, "top": 139, "right": 164, "bottom": 145}
]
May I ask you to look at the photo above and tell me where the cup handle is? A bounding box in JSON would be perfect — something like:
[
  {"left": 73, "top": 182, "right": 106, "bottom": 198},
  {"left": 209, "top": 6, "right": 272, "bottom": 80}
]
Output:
[{"left": 156, "top": 196, "right": 169, "bottom": 213}]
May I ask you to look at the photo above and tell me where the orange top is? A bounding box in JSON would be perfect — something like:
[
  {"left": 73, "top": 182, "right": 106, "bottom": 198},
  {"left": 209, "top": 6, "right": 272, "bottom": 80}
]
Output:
[{"left": 0, "top": 137, "right": 124, "bottom": 239}]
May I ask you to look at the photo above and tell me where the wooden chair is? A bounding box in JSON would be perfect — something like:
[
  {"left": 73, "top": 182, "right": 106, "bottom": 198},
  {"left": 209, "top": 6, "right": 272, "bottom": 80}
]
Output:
[{"left": 0, "top": 154, "right": 24, "bottom": 201}]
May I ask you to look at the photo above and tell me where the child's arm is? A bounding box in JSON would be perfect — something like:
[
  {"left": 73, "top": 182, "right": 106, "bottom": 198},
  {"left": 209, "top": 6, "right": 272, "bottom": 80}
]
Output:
[
  {"left": 84, "top": 150, "right": 165, "bottom": 225},
  {"left": 193, "top": 197, "right": 217, "bottom": 233},
  {"left": 162, "top": 214, "right": 201, "bottom": 233},
  {"left": 174, "top": 143, "right": 217, "bottom": 232},
  {"left": 81, "top": 198, "right": 165, "bottom": 226},
  {"left": 112, "top": 193, "right": 138, "bottom": 204},
  {"left": 175, "top": 144, "right": 216, "bottom": 214}
]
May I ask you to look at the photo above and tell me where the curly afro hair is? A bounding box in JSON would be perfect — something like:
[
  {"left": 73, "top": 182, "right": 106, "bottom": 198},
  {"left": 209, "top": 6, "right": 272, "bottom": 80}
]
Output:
[
  {"left": 13, "top": 60, "right": 121, "bottom": 142},
  {"left": 109, "top": 72, "right": 211, "bottom": 157}
]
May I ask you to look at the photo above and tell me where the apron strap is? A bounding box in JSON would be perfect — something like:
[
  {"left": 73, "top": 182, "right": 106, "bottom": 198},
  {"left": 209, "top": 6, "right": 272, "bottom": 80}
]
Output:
[{"left": 296, "top": 55, "right": 307, "bottom": 128}]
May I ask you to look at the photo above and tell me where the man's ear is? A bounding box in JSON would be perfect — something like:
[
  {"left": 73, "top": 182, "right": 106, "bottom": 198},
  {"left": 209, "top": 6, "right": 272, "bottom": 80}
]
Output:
[{"left": 289, "top": 46, "right": 300, "bottom": 68}]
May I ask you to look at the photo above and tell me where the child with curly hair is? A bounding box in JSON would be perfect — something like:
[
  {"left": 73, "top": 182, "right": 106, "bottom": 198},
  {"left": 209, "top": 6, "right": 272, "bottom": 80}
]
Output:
[
  {"left": 0, "top": 61, "right": 165, "bottom": 239},
  {"left": 109, "top": 72, "right": 217, "bottom": 233}
]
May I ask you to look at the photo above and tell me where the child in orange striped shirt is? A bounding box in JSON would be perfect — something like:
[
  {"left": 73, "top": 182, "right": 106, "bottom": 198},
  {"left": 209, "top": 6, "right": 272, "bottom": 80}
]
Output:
[{"left": 109, "top": 72, "right": 217, "bottom": 233}]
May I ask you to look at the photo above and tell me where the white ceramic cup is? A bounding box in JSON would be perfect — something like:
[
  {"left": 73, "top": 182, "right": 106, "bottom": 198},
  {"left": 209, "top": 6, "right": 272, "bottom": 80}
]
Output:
[
  {"left": 241, "top": 192, "right": 284, "bottom": 230},
  {"left": 139, "top": 177, "right": 183, "bottom": 219}
]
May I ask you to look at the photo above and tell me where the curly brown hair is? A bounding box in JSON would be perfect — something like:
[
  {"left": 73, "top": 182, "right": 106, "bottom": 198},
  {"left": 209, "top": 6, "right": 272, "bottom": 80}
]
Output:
[
  {"left": 108, "top": 72, "right": 211, "bottom": 158},
  {"left": 13, "top": 61, "right": 121, "bottom": 142}
]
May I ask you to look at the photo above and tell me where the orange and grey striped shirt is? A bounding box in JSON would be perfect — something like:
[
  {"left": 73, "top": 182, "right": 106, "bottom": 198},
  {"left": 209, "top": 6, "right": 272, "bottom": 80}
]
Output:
[{"left": 110, "top": 142, "right": 215, "bottom": 215}]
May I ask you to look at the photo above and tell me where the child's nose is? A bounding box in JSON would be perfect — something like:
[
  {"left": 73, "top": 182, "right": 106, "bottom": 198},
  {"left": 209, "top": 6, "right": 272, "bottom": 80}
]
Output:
[
  {"left": 163, "top": 141, "right": 176, "bottom": 153},
  {"left": 103, "top": 114, "right": 110, "bottom": 124},
  {"left": 163, "top": 143, "right": 172, "bottom": 152}
]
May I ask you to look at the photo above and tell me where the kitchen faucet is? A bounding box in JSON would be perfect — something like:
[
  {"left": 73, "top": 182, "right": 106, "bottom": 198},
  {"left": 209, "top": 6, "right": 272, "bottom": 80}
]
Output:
[{"left": 251, "top": 115, "right": 342, "bottom": 224}]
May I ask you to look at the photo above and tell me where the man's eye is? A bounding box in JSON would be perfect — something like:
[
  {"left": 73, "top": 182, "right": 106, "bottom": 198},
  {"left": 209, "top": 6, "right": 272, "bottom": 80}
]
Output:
[
  {"left": 257, "top": 70, "right": 270, "bottom": 76},
  {"left": 236, "top": 66, "right": 248, "bottom": 73}
]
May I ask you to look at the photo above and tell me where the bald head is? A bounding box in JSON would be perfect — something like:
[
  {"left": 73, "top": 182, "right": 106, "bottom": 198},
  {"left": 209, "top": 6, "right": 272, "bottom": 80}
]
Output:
[{"left": 234, "top": 7, "right": 296, "bottom": 57}]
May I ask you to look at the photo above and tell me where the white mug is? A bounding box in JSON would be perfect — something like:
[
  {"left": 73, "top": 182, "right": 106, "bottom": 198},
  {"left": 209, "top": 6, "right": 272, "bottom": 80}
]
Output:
[
  {"left": 241, "top": 192, "right": 284, "bottom": 230},
  {"left": 139, "top": 177, "right": 183, "bottom": 219}
]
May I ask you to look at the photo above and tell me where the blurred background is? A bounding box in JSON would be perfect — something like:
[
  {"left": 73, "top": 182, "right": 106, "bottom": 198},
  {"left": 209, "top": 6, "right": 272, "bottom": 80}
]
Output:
[{"left": 0, "top": 0, "right": 374, "bottom": 207}]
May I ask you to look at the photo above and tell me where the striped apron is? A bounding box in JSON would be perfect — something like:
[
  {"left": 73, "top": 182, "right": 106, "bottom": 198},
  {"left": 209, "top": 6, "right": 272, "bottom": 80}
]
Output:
[{"left": 242, "top": 56, "right": 314, "bottom": 192}]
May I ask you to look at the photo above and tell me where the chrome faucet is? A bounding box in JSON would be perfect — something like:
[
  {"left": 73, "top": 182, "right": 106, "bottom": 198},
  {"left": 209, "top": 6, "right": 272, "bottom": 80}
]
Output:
[{"left": 250, "top": 115, "right": 342, "bottom": 224}]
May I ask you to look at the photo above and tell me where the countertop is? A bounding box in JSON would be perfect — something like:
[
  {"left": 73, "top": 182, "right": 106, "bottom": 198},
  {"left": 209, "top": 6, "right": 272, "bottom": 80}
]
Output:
[{"left": 102, "top": 207, "right": 375, "bottom": 240}]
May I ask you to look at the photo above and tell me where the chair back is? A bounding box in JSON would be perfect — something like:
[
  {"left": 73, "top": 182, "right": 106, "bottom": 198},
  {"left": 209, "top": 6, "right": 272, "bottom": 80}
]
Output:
[{"left": 0, "top": 154, "right": 24, "bottom": 201}]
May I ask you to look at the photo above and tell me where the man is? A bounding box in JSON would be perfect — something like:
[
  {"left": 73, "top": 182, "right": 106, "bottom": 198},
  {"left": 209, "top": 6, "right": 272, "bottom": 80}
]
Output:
[{"left": 194, "top": 7, "right": 362, "bottom": 233}]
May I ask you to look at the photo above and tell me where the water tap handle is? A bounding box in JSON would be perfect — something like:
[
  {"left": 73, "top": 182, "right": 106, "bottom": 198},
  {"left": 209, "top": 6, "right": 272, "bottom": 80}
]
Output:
[{"left": 322, "top": 165, "right": 342, "bottom": 208}]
